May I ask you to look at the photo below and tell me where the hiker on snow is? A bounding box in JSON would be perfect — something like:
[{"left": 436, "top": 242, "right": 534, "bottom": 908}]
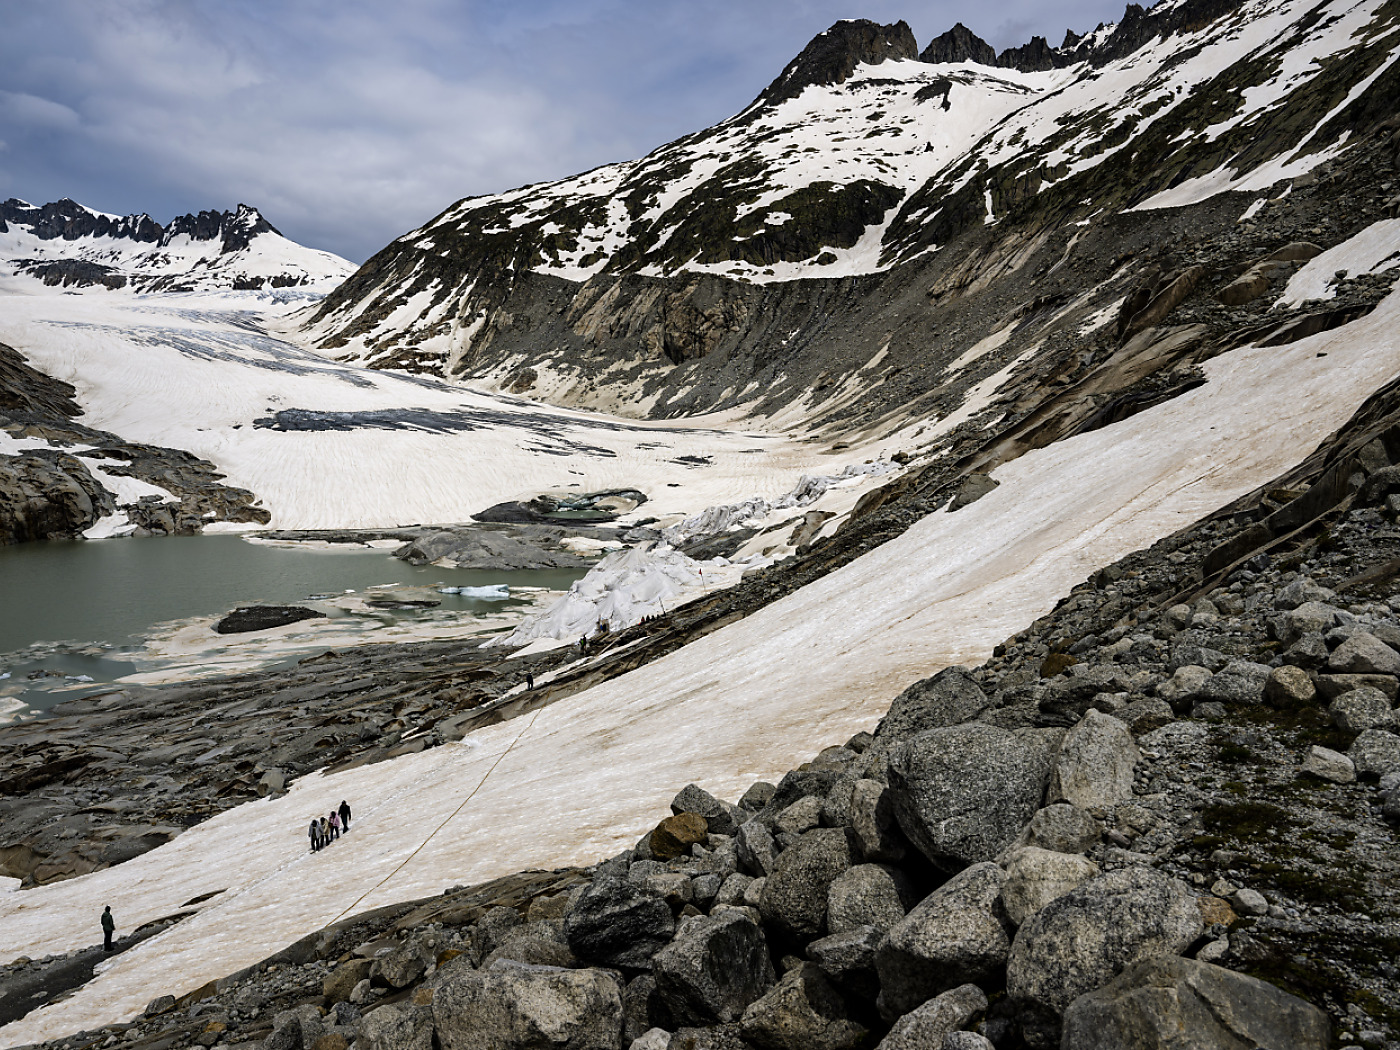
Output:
[
  {"left": 329, "top": 810, "right": 341, "bottom": 841},
  {"left": 339, "top": 800, "right": 351, "bottom": 832},
  {"left": 101, "top": 905, "right": 115, "bottom": 951},
  {"left": 308, "top": 818, "right": 320, "bottom": 852},
  {"left": 319, "top": 816, "right": 330, "bottom": 847}
]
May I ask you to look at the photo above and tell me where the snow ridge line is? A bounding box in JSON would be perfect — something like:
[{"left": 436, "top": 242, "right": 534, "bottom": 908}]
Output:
[{"left": 325, "top": 708, "right": 544, "bottom": 927}]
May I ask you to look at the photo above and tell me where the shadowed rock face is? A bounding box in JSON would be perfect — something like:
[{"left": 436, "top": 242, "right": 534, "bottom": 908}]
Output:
[
  {"left": 760, "top": 19, "right": 920, "bottom": 104},
  {"left": 920, "top": 23, "right": 997, "bottom": 66}
]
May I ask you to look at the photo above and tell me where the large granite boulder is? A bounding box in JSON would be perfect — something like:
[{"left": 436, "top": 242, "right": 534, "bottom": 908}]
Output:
[
  {"left": 888, "top": 725, "right": 1045, "bottom": 870},
  {"left": 759, "top": 828, "right": 857, "bottom": 942},
  {"left": 564, "top": 877, "right": 675, "bottom": 970},
  {"left": 826, "top": 864, "right": 914, "bottom": 934},
  {"left": 875, "top": 863, "right": 1011, "bottom": 1019},
  {"left": 431, "top": 963, "right": 623, "bottom": 1050},
  {"left": 1006, "top": 867, "right": 1203, "bottom": 1048},
  {"left": 875, "top": 667, "right": 990, "bottom": 740},
  {"left": 739, "top": 964, "right": 868, "bottom": 1050},
  {"left": 1000, "top": 847, "right": 1099, "bottom": 926},
  {"left": 1060, "top": 954, "right": 1329, "bottom": 1049},
  {"left": 652, "top": 912, "right": 776, "bottom": 1025},
  {"left": 1048, "top": 711, "right": 1139, "bottom": 810},
  {"left": 874, "top": 983, "right": 987, "bottom": 1050}
]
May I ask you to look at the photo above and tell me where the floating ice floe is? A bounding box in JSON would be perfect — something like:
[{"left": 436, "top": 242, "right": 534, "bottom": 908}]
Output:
[{"left": 437, "top": 585, "right": 511, "bottom": 599}]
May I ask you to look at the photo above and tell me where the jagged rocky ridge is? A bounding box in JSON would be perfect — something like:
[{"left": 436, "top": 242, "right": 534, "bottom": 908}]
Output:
[
  {"left": 0, "top": 199, "right": 354, "bottom": 293},
  {"left": 301, "top": 0, "right": 1400, "bottom": 426},
  {"left": 12, "top": 374, "right": 1400, "bottom": 1048},
  {"left": 0, "top": 340, "right": 269, "bottom": 544}
]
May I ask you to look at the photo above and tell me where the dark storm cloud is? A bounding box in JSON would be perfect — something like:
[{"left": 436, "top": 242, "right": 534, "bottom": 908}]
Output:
[{"left": 0, "top": 0, "right": 1122, "bottom": 263}]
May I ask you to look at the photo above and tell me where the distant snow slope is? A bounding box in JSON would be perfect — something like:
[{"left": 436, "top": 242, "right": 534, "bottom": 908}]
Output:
[
  {"left": 0, "top": 199, "right": 355, "bottom": 293},
  {"left": 5, "top": 281, "right": 1399, "bottom": 1048},
  {"left": 0, "top": 274, "right": 900, "bottom": 532}
]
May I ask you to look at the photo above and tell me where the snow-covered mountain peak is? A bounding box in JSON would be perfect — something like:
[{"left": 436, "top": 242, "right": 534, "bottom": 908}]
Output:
[
  {"left": 759, "top": 18, "right": 921, "bottom": 104},
  {"left": 0, "top": 198, "right": 355, "bottom": 294}
]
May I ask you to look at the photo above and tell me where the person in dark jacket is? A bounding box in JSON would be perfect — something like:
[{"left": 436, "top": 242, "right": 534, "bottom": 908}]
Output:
[
  {"left": 338, "top": 800, "right": 351, "bottom": 832},
  {"left": 308, "top": 818, "right": 320, "bottom": 852},
  {"left": 101, "top": 906, "right": 115, "bottom": 951}
]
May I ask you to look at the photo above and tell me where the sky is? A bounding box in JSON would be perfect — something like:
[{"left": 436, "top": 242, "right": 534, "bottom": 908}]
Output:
[{"left": 0, "top": 1, "right": 1125, "bottom": 263}]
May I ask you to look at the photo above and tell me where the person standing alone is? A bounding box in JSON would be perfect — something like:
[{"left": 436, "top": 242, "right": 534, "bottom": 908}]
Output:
[
  {"left": 338, "top": 800, "right": 351, "bottom": 833},
  {"left": 101, "top": 906, "right": 115, "bottom": 951}
]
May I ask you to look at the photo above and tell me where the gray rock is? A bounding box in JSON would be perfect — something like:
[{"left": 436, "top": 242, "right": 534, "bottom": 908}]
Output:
[
  {"left": 847, "top": 779, "right": 906, "bottom": 862},
  {"left": 941, "top": 1035, "right": 995, "bottom": 1050},
  {"left": 826, "top": 864, "right": 913, "bottom": 934},
  {"left": 357, "top": 1003, "right": 434, "bottom": 1050},
  {"left": 1168, "top": 646, "right": 1227, "bottom": 673},
  {"left": 759, "top": 828, "right": 857, "bottom": 942},
  {"left": 1329, "top": 686, "right": 1393, "bottom": 732},
  {"left": 740, "top": 783, "right": 777, "bottom": 811},
  {"left": 1282, "top": 602, "right": 1341, "bottom": 644},
  {"left": 1059, "top": 955, "right": 1329, "bottom": 1049},
  {"left": 1022, "top": 804, "right": 1099, "bottom": 854},
  {"left": 1284, "top": 631, "right": 1330, "bottom": 670},
  {"left": 1330, "top": 631, "right": 1400, "bottom": 675},
  {"left": 889, "top": 724, "right": 1045, "bottom": 870},
  {"left": 652, "top": 912, "right": 776, "bottom": 1025},
  {"left": 691, "top": 874, "right": 722, "bottom": 909},
  {"left": 1317, "top": 672, "right": 1400, "bottom": 701},
  {"left": 1231, "top": 888, "right": 1268, "bottom": 917},
  {"left": 1000, "top": 848, "right": 1100, "bottom": 926},
  {"left": 737, "top": 821, "right": 777, "bottom": 877},
  {"left": 144, "top": 995, "right": 176, "bottom": 1018},
  {"left": 1006, "top": 867, "right": 1204, "bottom": 1048},
  {"left": 875, "top": 983, "right": 987, "bottom": 1050},
  {"left": 774, "top": 796, "right": 824, "bottom": 838},
  {"left": 1349, "top": 729, "right": 1400, "bottom": 777},
  {"left": 673, "top": 785, "right": 741, "bottom": 836},
  {"left": 1116, "top": 697, "right": 1174, "bottom": 735},
  {"left": 739, "top": 964, "right": 867, "bottom": 1050},
  {"left": 1264, "top": 665, "right": 1316, "bottom": 708},
  {"left": 876, "top": 668, "right": 990, "bottom": 740},
  {"left": 875, "top": 863, "right": 1010, "bottom": 1020},
  {"left": 432, "top": 964, "right": 624, "bottom": 1050},
  {"left": 622, "top": 975, "right": 661, "bottom": 1046},
  {"left": 628, "top": 1030, "right": 670, "bottom": 1050},
  {"left": 1196, "top": 660, "right": 1269, "bottom": 706},
  {"left": 806, "top": 925, "right": 882, "bottom": 989},
  {"left": 1048, "top": 711, "right": 1139, "bottom": 811},
  {"left": 714, "top": 873, "right": 755, "bottom": 907},
  {"left": 372, "top": 940, "right": 432, "bottom": 989},
  {"left": 1300, "top": 745, "right": 1356, "bottom": 784},
  {"left": 1275, "top": 578, "right": 1336, "bottom": 610},
  {"left": 564, "top": 876, "right": 676, "bottom": 970}
]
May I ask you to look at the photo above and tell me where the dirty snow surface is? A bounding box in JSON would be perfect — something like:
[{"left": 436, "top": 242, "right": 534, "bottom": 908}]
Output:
[{"left": 4, "top": 275, "right": 1400, "bottom": 1044}]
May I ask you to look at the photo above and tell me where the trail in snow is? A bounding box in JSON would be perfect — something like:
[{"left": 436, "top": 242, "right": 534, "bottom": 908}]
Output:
[{"left": 4, "top": 279, "right": 1400, "bottom": 1047}]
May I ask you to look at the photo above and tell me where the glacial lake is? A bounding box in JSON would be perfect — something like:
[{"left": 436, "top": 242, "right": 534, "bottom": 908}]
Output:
[{"left": 0, "top": 534, "right": 585, "bottom": 717}]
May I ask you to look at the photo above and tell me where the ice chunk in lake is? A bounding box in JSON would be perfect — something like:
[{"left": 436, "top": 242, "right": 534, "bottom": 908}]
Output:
[{"left": 439, "top": 585, "right": 510, "bottom": 599}]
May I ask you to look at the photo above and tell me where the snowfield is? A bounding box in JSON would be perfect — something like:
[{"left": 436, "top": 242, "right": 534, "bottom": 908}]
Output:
[
  {"left": 4, "top": 270, "right": 1400, "bottom": 1046},
  {"left": 0, "top": 276, "right": 903, "bottom": 535}
]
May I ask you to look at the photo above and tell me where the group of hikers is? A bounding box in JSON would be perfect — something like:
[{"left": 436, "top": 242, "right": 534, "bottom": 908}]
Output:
[{"left": 309, "top": 800, "right": 353, "bottom": 852}]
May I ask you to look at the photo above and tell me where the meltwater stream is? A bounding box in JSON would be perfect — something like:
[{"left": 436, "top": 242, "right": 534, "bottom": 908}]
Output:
[{"left": 0, "top": 535, "right": 584, "bottom": 718}]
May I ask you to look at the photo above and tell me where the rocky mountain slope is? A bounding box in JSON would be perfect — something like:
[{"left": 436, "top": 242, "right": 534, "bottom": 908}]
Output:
[
  {"left": 300, "top": 0, "right": 1400, "bottom": 427},
  {"left": 0, "top": 199, "right": 354, "bottom": 294}
]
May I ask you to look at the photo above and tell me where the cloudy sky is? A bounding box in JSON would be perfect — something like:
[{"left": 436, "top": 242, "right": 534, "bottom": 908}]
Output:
[{"left": 0, "top": 0, "right": 1123, "bottom": 262}]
